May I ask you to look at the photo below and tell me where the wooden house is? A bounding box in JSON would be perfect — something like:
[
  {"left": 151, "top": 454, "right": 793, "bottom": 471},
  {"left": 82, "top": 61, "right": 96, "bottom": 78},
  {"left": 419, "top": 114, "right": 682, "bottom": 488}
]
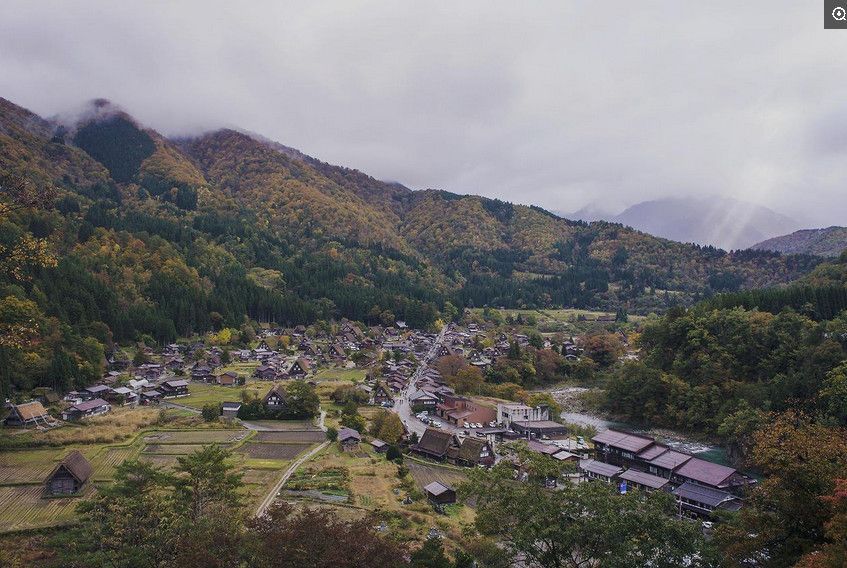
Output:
[
  {"left": 3, "top": 400, "right": 50, "bottom": 428},
  {"left": 107, "top": 387, "right": 138, "bottom": 406},
  {"left": 216, "top": 371, "right": 244, "bottom": 386},
  {"left": 672, "top": 481, "right": 743, "bottom": 520},
  {"left": 453, "top": 437, "right": 495, "bottom": 467},
  {"left": 160, "top": 380, "right": 189, "bottom": 398},
  {"left": 45, "top": 451, "right": 92, "bottom": 496},
  {"left": 370, "top": 439, "right": 389, "bottom": 453},
  {"left": 338, "top": 427, "right": 361, "bottom": 451},
  {"left": 263, "top": 385, "right": 287, "bottom": 409},
  {"left": 578, "top": 459, "right": 623, "bottom": 483},
  {"left": 411, "top": 427, "right": 456, "bottom": 460},
  {"left": 253, "top": 365, "right": 277, "bottom": 381},
  {"left": 409, "top": 390, "right": 439, "bottom": 412},
  {"left": 62, "top": 398, "right": 111, "bottom": 421},
  {"left": 424, "top": 481, "right": 456, "bottom": 505},
  {"left": 372, "top": 383, "right": 392, "bottom": 405},
  {"left": 141, "top": 390, "right": 162, "bottom": 404},
  {"left": 221, "top": 402, "right": 242, "bottom": 419}
]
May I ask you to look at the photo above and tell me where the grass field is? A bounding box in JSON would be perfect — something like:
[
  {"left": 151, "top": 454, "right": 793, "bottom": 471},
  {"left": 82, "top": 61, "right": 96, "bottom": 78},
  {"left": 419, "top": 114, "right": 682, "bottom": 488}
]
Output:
[
  {"left": 313, "top": 368, "right": 367, "bottom": 383},
  {"left": 179, "top": 381, "right": 268, "bottom": 409}
]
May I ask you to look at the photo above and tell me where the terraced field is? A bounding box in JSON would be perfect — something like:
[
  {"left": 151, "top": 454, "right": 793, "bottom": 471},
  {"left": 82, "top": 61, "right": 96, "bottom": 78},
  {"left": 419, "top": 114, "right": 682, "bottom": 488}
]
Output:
[
  {"left": 407, "top": 460, "right": 468, "bottom": 492},
  {"left": 0, "top": 486, "right": 82, "bottom": 532},
  {"left": 0, "top": 448, "right": 73, "bottom": 484},
  {"left": 239, "top": 442, "right": 309, "bottom": 460},
  {"left": 252, "top": 430, "right": 325, "bottom": 443},
  {"left": 90, "top": 447, "right": 139, "bottom": 479},
  {"left": 142, "top": 429, "right": 249, "bottom": 444},
  {"left": 0, "top": 418, "right": 326, "bottom": 533}
]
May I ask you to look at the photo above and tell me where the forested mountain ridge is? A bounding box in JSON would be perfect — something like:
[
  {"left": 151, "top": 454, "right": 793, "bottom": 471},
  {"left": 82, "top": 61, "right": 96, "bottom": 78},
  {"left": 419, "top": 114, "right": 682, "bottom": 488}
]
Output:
[
  {"left": 752, "top": 225, "right": 847, "bottom": 257},
  {"left": 0, "top": 96, "right": 827, "bottom": 395}
]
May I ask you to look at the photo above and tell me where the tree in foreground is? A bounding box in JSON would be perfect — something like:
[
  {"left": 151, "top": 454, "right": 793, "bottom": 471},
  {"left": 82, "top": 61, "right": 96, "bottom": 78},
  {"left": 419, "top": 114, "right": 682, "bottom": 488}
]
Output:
[
  {"left": 461, "top": 449, "right": 714, "bottom": 568},
  {"left": 49, "top": 446, "right": 246, "bottom": 568},
  {"left": 716, "top": 412, "right": 847, "bottom": 567},
  {"left": 245, "top": 502, "right": 407, "bottom": 568}
]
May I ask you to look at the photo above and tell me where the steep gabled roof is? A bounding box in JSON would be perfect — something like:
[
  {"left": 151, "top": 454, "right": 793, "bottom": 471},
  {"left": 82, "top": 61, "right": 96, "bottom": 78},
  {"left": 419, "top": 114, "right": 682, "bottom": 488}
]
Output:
[
  {"left": 47, "top": 450, "right": 92, "bottom": 485},
  {"left": 263, "top": 384, "right": 287, "bottom": 403},
  {"left": 456, "top": 437, "right": 489, "bottom": 463},
  {"left": 11, "top": 401, "right": 48, "bottom": 421},
  {"left": 415, "top": 427, "right": 453, "bottom": 457},
  {"left": 338, "top": 427, "right": 361, "bottom": 442}
]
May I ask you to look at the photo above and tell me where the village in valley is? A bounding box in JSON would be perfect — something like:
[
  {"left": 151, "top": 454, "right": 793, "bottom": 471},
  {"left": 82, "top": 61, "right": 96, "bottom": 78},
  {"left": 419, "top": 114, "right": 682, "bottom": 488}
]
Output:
[{"left": 1, "top": 308, "right": 755, "bottom": 554}]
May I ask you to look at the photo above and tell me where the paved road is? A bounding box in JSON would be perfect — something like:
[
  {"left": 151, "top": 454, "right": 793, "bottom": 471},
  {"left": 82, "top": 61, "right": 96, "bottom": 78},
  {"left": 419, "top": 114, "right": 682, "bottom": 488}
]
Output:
[{"left": 396, "top": 325, "right": 452, "bottom": 438}]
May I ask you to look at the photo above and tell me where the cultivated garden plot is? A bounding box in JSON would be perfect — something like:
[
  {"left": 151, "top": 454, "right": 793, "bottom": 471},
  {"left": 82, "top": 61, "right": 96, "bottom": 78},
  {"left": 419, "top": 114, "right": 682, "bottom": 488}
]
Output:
[
  {"left": 142, "top": 429, "right": 249, "bottom": 445},
  {"left": 253, "top": 430, "right": 325, "bottom": 443},
  {"left": 239, "top": 442, "right": 310, "bottom": 460},
  {"left": 242, "top": 420, "right": 319, "bottom": 432}
]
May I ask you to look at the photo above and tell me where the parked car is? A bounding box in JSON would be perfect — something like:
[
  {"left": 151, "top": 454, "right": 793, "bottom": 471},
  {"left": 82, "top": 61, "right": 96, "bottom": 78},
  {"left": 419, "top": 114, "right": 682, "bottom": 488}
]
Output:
[
  {"left": 488, "top": 421, "right": 497, "bottom": 427},
  {"left": 432, "top": 421, "right": 443, "bottom": 428}
]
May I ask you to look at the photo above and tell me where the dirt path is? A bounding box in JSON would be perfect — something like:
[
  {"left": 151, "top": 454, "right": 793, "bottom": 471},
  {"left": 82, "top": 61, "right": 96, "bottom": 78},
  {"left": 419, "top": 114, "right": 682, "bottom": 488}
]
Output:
[{"left": 253, "top": 409, "right": 328, "bottom": 518}]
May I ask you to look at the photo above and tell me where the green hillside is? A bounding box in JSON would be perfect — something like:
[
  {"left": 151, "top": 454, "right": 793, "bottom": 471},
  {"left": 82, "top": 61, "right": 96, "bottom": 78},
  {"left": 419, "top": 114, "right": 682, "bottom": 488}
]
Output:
[{"left": 0, "top": 96, "right": 825, "bottom": 396}]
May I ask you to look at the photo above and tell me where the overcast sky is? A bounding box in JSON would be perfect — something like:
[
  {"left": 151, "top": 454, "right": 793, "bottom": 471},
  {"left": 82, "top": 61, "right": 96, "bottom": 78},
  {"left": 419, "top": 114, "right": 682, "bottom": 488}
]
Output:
[{"left": 1, "top": 1, "right": 846, "bottom": 227}]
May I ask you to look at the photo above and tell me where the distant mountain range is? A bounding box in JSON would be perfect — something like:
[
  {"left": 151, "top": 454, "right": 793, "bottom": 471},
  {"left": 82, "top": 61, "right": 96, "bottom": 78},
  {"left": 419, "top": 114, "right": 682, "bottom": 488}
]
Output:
[
  {"left": 563, "top": 196, "right": 801, "bottom": 251},
  {"left": 751, "top": 226, "right": 847, "bottom": 257},
  {"left": 0, "top": 95, "right": 824, "bottom": 343}
]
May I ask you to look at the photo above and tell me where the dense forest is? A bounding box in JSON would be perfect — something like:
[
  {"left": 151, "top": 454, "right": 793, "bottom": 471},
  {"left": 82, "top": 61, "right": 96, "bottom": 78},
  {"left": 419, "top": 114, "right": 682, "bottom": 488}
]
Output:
[
  {"left": 0, "top": 95, "right": 828, "bottom": 397},
  {"left": 603, "top": 253, "right": 847, "bottom": 443}
]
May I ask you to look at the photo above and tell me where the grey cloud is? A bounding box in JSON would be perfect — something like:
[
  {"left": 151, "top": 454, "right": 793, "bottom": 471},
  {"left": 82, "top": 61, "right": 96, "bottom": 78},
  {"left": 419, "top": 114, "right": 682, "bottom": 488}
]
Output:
[{"left": 0, "top": 0, "right": 845, "bottom": 226}]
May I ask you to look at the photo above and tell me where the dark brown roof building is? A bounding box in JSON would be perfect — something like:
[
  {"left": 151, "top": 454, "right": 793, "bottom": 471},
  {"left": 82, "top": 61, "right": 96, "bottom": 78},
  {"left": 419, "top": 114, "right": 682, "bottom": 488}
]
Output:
[
  {"left": 412, "top": 427, "right": 455, "bottom": 459},
  {"left": 45, "top": 451, "right": 92, "bottom": 496}
]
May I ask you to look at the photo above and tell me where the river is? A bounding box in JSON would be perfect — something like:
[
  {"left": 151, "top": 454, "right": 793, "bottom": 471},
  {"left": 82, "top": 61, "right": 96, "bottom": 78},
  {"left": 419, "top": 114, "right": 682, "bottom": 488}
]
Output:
[{"left": 552, "top": 387, "right": 729, "bottom": 465}]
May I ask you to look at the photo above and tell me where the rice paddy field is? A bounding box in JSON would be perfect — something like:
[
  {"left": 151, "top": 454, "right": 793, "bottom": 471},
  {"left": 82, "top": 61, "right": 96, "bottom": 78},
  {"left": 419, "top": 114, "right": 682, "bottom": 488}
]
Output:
[
  {"left": 239, "top": 442, "right": 310, "bottom": 460},
  {"left": 0, "top": 486, "right": 82, "bottom": 533},
  {"left": 0, "top": 418, "right": 323, "bottom": 533}
]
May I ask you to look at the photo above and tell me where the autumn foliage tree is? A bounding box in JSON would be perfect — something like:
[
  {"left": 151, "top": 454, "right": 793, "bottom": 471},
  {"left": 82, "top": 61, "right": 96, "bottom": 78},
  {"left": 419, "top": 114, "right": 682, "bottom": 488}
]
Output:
[
  {"left": 246, "top": 503, "right": 406, "bottom": 568},
  {"left": 717, "top": 412, "right": 847, "bottom": 567}
]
